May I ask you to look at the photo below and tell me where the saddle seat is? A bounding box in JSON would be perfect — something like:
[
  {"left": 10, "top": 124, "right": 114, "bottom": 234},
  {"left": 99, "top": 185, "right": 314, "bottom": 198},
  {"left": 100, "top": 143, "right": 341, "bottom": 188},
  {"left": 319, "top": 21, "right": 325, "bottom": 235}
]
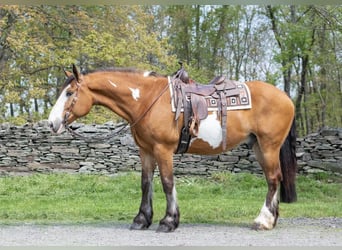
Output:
[
  {"left": 181, "top": 76, "right": 239, "bottom": 98},
  {"left": 182, "top": 77, "right": 241, "bottom": 122}
]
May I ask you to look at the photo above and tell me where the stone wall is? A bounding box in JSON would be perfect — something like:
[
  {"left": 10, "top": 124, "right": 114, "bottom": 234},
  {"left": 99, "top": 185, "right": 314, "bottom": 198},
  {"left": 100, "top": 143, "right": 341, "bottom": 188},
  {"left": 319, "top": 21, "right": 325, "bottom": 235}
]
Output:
[{"left": 0, "top": 121, "right": 341, "bottom": 176}]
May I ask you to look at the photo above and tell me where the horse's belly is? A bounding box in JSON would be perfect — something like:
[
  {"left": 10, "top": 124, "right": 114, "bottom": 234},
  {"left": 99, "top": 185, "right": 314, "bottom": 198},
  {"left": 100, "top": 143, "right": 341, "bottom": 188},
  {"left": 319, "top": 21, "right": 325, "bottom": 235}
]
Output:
[
  {"left": 186, "top": 113, "right": 225, "bottom": 154},
  {"left": 186, "top": 111, "right": 249, "bottom": 155}
]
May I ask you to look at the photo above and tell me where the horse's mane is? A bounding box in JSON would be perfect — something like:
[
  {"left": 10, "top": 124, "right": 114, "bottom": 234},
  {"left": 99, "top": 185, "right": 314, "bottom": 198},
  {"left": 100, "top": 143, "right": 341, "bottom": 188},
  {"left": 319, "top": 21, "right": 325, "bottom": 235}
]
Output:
[
  {"left": 83, "top": 67, "right": 166, "bottom": 78},
  {"left": 60, "top": 67, "right": 166, "bottom": 92},
  {"left": 83, "top": 67, "right": 140, "bottom": 75}
]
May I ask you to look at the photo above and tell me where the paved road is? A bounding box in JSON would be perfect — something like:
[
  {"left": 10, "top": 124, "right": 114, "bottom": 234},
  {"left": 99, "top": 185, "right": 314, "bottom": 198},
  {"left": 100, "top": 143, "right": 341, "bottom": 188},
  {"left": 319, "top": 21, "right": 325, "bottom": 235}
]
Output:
[{"left": 0, "top": 218, "right": 341, "bottom": 246}]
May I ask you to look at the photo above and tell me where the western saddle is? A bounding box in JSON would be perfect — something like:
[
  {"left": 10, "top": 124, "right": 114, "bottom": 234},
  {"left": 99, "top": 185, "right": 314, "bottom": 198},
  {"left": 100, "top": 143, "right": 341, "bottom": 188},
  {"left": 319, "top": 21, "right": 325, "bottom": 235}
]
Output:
[{"left": 171, "top": 63, "right": 242, "bottom": 154}]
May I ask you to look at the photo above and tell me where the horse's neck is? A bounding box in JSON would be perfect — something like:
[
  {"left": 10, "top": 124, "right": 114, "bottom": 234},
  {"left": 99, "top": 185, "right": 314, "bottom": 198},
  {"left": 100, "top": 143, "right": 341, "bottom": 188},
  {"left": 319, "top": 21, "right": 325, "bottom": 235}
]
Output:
[{"left": 89, "top": 72, "right": 167, "bottom": 124}]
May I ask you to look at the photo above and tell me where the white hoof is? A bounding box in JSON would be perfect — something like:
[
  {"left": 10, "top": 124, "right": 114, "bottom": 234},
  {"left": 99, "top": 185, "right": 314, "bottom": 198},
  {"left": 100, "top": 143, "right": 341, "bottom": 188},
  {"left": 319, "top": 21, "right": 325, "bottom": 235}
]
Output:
[{"left": 253, "top": 202, "right": 276, "bottom": 230}]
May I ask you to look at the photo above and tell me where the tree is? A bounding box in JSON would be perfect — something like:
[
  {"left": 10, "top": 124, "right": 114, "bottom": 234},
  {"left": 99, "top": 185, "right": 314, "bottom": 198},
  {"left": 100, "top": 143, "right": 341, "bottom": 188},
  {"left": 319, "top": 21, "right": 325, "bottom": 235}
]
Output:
[
  {"left": 0, "top": 6, "right": 177, "bottom": 124},
  {"left": 265, "top": 5, "right": 342, "bottom": 135},
  {"left": 0, "top": 5, "right": 341, "bottom": 134}
]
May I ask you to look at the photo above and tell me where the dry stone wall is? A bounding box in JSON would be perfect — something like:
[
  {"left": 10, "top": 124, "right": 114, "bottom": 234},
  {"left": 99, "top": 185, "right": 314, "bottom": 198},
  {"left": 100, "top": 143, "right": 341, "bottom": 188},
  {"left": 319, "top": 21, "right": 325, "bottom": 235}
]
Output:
[{"left": 0, "top": 121, "right": 341, "bottom": 176}]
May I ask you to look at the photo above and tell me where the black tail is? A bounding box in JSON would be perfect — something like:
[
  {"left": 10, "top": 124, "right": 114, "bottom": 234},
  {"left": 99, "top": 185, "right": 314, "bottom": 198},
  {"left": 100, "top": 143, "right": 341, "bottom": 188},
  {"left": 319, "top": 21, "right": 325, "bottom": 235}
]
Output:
[{"left": 280, "top": 118, "right": 297, "bottom": 203}]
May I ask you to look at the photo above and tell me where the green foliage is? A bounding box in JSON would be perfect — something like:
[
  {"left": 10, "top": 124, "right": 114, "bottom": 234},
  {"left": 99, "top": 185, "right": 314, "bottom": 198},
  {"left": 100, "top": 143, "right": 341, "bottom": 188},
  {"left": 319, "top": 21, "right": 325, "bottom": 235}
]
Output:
[
  {"left": 1, "top": 115, "right": 27, "bottom": 125},
  {"left": 265, "top": 5, "right": 342, "bottom": 134},
  {"left": 0, "top": 6, "right": 178, "bottom": 125},
  {"left": 0, "top": 172, "right": 340, "bottom": 224},
  {"left": 0, "top": 5, "right": 341, "bottom": 134}
]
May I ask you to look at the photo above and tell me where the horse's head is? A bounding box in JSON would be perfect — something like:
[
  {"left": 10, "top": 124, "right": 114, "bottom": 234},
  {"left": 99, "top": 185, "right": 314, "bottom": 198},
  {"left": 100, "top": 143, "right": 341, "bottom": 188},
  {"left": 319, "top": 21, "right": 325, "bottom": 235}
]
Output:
[{"left": 48, "top": 64, "right": 93, "bottom": 133}]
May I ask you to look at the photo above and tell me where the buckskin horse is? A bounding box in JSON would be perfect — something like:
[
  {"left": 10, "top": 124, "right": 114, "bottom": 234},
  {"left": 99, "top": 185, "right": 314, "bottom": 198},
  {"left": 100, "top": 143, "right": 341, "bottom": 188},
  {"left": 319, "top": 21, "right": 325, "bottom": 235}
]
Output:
[{"left": 48, "top": 64, "right": 297, "bottom": 232}]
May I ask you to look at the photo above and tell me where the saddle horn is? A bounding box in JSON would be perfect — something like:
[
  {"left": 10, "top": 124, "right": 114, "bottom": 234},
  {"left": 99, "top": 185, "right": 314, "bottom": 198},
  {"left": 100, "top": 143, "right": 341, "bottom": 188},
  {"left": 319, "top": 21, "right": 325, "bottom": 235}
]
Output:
[{"left": 175, "top": 62, "right": 189, "bottom": 83}]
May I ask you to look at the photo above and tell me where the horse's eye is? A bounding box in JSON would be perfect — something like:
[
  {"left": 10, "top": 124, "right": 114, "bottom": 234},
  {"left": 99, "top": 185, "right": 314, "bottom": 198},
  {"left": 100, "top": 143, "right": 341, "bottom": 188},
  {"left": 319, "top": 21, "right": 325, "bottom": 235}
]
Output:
[{"left": 66, "top": 91, "right": 73, "bottom": 97}]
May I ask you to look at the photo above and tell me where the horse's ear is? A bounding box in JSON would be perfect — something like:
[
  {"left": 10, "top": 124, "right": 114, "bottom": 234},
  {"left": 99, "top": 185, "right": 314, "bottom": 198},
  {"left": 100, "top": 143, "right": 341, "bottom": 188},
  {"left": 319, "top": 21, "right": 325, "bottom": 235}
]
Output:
[
  {"left": 72, "top": 64, "right": 81, "bottom": 83},
  {"left": 64, "top": 69, "right": 73, "bottom": 78}
]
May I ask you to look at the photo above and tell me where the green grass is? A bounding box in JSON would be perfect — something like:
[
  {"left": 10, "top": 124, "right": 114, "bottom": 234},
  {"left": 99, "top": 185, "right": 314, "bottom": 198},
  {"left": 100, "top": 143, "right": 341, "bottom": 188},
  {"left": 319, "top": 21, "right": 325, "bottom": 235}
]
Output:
[{"left": 0, "top": 172, "right": 340, "bottom": 225}]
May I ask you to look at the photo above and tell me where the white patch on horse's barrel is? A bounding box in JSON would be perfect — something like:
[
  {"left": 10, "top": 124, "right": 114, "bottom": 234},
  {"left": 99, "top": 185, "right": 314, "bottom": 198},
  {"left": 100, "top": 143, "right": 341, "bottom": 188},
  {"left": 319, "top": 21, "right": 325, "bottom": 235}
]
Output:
[
  {"left": 196, "top": 112, "right": 223, "bottom": 148},
  {"left": 129, "top": 87, "right": 140, "bottom": 101}
]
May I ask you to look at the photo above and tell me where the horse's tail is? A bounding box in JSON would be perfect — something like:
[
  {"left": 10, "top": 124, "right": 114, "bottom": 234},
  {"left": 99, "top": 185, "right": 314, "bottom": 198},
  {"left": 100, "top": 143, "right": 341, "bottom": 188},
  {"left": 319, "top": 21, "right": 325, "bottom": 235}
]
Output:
[{"left": 279, "top": 118, "right": 297, "bottom": 203}]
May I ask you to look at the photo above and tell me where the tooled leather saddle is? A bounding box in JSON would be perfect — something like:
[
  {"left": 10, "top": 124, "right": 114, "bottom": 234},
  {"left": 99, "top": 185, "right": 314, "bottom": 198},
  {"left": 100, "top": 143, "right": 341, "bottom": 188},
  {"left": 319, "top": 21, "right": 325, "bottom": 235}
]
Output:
[{"left": 170, "top": 63, "right": 251, "bottom": 154}]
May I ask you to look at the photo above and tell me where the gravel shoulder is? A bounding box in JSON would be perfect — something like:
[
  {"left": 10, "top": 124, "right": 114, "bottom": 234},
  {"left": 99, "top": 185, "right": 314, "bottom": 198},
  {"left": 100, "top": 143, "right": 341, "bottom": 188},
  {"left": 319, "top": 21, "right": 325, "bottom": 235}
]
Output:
[{"left": 0, "top": 218, "right": 341, "bottom": 246}]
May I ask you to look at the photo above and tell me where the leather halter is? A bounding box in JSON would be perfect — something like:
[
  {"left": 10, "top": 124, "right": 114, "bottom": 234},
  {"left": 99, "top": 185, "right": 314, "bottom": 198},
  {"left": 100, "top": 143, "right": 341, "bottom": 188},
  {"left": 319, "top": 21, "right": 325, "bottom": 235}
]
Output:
[
  {"left": 62, "top": 76, "right": 169, "bottom": 142},
  {"left": 62, "top": 76, "right": 81, "bottom": 130}
]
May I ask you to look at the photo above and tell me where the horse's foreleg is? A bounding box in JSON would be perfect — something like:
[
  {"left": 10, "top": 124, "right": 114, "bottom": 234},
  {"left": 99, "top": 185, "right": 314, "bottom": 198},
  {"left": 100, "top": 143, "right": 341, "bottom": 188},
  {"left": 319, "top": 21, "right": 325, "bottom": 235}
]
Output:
[
  {"left": 253, "top": 142, "right": 281, "bottom": 230},
  {"left": 130, "top": 150, "right": 156, "bottom": 230},
  {"left": 157, "top": 175, "right": 179, "bottom": 232},
  {"left": 155, "top": 147, "right": 180, "bottom": 233}
]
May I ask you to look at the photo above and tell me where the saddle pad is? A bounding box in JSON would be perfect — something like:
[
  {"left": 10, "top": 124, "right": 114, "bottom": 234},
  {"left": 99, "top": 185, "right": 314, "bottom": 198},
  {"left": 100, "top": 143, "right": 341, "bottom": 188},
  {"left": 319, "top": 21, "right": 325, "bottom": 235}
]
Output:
[{"left": 168, "top": 77, "right": 252, "bottom": 113}]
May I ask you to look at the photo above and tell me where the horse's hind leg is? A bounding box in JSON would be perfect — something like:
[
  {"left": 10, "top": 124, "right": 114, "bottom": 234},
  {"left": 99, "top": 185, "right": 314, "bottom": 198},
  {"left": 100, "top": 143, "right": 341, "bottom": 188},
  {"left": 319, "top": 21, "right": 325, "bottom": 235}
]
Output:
[
  {"left": 130, "top": 149, "right": 156, "bottom": 230},
  {"left": 253, "top": 142, "right": 282, "bottom": 230}
]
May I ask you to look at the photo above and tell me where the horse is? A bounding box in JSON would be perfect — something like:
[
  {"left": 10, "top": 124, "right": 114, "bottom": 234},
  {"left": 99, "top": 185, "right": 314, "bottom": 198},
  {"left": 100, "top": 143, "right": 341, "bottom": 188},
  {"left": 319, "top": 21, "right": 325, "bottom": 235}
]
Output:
[{"left": 48, "top": 64, "right": 297, "bottom": 232}]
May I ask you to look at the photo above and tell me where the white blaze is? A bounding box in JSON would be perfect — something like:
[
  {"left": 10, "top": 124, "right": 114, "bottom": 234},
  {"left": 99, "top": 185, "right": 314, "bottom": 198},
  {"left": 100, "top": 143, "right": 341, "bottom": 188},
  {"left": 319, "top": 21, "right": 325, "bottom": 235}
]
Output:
[
  {"left": 48, "top": 86, "right": 70, "bottom": 133},
  {"left": 196, "top": 112, "right": 223, "bottom": 148},
  {"left": 129, "top": 87, "right": 140, "bottom": 101}
]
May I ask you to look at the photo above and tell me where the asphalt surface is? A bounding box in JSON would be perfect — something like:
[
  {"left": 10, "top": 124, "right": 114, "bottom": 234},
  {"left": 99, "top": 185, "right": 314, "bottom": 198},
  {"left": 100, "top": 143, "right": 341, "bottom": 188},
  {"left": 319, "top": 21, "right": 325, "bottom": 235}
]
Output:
[{"left": 0, "top": 218, "right": 341, "bottom": 246}]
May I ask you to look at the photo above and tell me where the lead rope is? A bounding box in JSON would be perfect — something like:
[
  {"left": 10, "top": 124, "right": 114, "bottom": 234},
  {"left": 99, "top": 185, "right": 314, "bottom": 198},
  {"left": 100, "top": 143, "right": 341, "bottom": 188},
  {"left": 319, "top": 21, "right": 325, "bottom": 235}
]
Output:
[{"left": 64, "top": 122, "right": 128, "bottom": 142}]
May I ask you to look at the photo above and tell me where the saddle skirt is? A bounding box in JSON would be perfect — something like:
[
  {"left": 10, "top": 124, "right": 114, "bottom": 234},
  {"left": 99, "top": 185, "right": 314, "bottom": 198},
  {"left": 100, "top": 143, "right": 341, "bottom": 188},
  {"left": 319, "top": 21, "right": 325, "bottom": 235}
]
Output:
[
  {"left": 169, "top": 77, "right": 252, "bottom": 117},
  {"left": 169, "top": 73, "right": 252, "bottom": 154}
]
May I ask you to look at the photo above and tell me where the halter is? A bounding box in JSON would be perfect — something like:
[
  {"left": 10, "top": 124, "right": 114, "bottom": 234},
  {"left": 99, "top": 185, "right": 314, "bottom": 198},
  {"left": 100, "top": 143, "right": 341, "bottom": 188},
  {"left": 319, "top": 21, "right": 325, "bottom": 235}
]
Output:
[
  {"left": 62, "top": 76, "right": 170, "bottom": 142},
  {"left": 62, "top": 76, "right": 81, "bottom": 132}
]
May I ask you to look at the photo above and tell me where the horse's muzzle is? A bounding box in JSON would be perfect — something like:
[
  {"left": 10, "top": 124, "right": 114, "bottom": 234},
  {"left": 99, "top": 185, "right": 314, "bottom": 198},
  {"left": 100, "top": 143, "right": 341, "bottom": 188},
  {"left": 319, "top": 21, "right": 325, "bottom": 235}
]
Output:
[{"left": 48, "top": 120, "right": 64, "bottom": 134}]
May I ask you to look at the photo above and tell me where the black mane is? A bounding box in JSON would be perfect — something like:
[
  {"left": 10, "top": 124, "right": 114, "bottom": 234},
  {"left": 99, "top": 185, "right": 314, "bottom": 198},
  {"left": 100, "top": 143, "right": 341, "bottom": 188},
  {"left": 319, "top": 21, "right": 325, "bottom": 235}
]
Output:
[
  {"left": 82, "top": 67, "right": 141, "bottom": 75},
  {"left": 83, "top": 67, "right": 166, "bottom": 78},
  {"left": 59, "top": 67, "right": 166, "bottom": 92}
]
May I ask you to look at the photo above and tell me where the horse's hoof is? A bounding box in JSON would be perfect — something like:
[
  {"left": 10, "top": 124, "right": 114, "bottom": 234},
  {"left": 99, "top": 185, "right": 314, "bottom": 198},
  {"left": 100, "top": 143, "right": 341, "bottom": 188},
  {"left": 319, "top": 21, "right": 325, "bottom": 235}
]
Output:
[
  {"left": 130, "top": 222, "right": 149, "bottom": 230},
  {"left": 156, "top": 223, "right": 176, "bottom": 233},
  {"left": 130, "top": 213, "right": 152, "bottom": 230},
  {"left": 251, "top": 222, "right": 271, "bottom": 231}
]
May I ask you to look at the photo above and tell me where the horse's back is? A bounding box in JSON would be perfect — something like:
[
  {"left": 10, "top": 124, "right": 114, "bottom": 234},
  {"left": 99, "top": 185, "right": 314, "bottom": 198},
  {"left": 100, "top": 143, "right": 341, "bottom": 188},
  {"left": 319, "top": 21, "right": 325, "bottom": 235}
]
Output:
[
  {"left": 246, "top": 80, "right": 294, "bottom": 113},
  {"left": 246, "top": 80, "right": 295, "bottom": 133},
  {"left": 186, "top": 80, "right": 294, "bottom": 154}
]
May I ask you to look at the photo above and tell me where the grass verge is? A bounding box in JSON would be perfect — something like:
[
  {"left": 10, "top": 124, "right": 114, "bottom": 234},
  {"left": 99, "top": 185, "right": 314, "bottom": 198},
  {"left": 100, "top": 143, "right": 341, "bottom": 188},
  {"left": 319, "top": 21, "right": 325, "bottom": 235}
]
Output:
[{"left": 0, "top": 172, "right": 340, "bottom": 225}]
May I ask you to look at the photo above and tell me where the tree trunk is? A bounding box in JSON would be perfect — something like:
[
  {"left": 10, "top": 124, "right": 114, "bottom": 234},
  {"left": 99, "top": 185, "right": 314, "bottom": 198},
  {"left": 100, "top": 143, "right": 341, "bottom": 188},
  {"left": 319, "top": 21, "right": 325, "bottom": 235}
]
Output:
[
  {"left": 194, "top": 5, "right": 201, "bottom": 70},
  {"left": 211, "top": 6, "right": 228, "bottom": 73},
  {"left": 9, "top": 103, "right": 14, "bottom": 117},
  {"left": 301, "top": 54, "right": 310, "bottom": 133},
  {"left": 266, "top": 6, "right": 292, "bottom": 96},
  {"left": 34, "top": 98, "right": 39, "bottom": 113},
  {"left": 295, "top": 75, "right": 305, "bottom": 134}
]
